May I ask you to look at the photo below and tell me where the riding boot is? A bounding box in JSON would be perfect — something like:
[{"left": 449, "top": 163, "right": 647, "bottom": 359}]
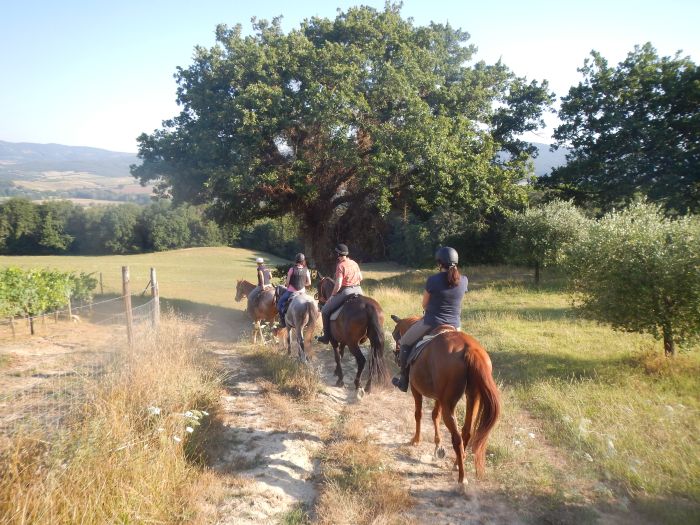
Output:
[
  {"left": 391, "top": 344, "right": 411, "bottom": 392},
  {"left": 316, "top": 311, "right": 332, "bottom": 344}
]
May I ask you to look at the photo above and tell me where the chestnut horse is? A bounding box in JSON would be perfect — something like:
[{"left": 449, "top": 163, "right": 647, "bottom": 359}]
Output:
[
  {"left": 235, "top": 279, "right": 279, "bottom": 343},
  {"left": 317, "top": 277, "right": 389, "bottom": 393},
  {"left": 390, "top": 315, "right": 500, "bottom": 484}
]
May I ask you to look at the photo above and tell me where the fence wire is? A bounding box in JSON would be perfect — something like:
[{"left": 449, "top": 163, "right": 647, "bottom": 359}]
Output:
[{"left": 0, "top": 293, "right": 159, "bottom": 437}]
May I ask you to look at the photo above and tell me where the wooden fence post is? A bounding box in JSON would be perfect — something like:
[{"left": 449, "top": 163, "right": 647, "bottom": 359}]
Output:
[
  {"left": 150, "top": 267, "right": 160, "bottom": 329},
  {"left": 9, "top": 317, "right": 15, "bottom": 338},
  {"left": 122, "top": 266, "right": 134, "bottom": 348},
  {"left": 66, "top": 296, "right": 73, "bottom": 321},
  {"left": 99, "top": 272, "right": 104, "bottom": 295}
]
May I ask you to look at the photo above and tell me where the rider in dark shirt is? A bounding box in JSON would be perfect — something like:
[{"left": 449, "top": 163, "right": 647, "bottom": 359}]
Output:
[
  {"left": 277, "top": 253, "right": 311, "bottom": 328},
  {"left": 392, "top": 246, "right": 468, "bottom": 392}
]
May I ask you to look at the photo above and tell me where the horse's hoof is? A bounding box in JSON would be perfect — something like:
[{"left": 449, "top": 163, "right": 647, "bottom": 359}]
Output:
[
  {"left": 435, "top": 445, "right": 446, "bottom": 459},
  {"left": 356, "top": 387, "right": 365, "bottom": 399},
  {"left": 458, "top": 480, "right": 468, "bottom": 494},
  {"left": 335, "top": 379, "right": 344, "bottom": 388}
]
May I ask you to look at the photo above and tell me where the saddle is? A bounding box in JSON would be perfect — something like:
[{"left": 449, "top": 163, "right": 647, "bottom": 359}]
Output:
[
  {"left": 329, "top": 293, "right": 361, "bottom": 321},
  {"left": 282, "top": 290, "right": 305, "bottom": 317},
  {"left": 408, "top": 325, "right": 456, "bottom": 365}
]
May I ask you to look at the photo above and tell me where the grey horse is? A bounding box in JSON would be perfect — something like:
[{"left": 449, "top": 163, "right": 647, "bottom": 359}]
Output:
[{"left": 284, "top": 292, "right": 320, "bottom": 363}]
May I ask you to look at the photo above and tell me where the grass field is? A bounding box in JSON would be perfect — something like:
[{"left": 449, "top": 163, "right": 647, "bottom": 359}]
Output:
[{"left": 1, "top": 248, "right": 698, "bottom": 523}]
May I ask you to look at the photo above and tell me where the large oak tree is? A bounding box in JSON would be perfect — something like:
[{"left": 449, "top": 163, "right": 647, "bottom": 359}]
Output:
[{"left": 132, "top": 4, "right": 553, "bottom": 267}]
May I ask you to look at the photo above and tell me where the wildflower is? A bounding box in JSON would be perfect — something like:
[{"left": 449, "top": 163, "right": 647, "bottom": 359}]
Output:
[
  {"left": 202, "top": 410, "right": 209, "bottom": 416},
  {"left": 157, "top": 427, "right": 164, "bottom": 433},
  {"left": 173, "top": 436, "right": 181, "bottom": 443},
  {"left": 513, "top": 439, "right": 523, "bottom": 447},
  {"left": 528, "top": 432, "right": 536, "bottom": 439},
  {"left": 184, "top": 411, "right": 193, "bottom": 418},
  {"left": 147, "top": 406, "right": 161, "bottom": 416},
  {"left": 186, "top": 426, "right": 194, "bottom": 433},
  {"left": 583, "top": 453, "right": 593, "bottom": 462},
  {"left": 607, "top": 439, "right": 615, "bottom": 453}
]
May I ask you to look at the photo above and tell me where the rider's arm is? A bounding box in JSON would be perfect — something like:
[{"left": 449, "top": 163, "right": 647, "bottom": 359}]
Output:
[
  {"left": 331, "top": 278, "right": 342, "bottom": 296},
  {"left": 422, "top": 290, "right": 430, "bottom": 310},
  {"left": 305, "top": 270, "right": 312, "bottom": 287},
  {"left": 257, "top": 269, "right": 264, "bottom": 287},
  {"left": 284, "top": 267, "right": 291, "bottom": 287}
]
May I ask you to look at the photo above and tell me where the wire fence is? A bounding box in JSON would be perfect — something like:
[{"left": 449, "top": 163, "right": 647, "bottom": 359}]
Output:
[{"left": 0, "top": 270, "right": 161, "bottom": 437}]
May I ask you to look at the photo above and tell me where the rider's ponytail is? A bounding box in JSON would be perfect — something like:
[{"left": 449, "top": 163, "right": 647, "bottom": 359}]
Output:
[{"left": 446, "top": 265, "right": 460, "bottom": 288}]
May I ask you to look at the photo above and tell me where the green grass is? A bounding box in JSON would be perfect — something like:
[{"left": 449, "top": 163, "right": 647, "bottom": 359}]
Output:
[{"left": 0, "top": 247, "right": 289, "bottom": 308}]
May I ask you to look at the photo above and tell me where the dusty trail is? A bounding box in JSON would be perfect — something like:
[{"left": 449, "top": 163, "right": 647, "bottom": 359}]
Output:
[{"left": 207, "top": 312, "right": 521, "bottom": 524}]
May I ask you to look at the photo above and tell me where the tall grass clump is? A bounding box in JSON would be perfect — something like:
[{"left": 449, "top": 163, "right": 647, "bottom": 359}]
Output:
[
  {"left": 0, "top": 315, "right": 222, "bottom": 524},
  {"left": 249, "top": 345, "right": 321, "bottom": 400},
  {"left": 315, "top": 412, "right": 412, "bottom": 525}
]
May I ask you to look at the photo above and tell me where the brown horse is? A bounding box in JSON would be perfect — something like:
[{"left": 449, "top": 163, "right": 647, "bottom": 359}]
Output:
[
  {"left": 390, "top": 315, "right": 501, "bottom": 484},
  {"left": 235, "top": 279, "right": 279, "bottom": 343},
  {"left": 317, "top": 277, "right": 389, "bottom": 393}
]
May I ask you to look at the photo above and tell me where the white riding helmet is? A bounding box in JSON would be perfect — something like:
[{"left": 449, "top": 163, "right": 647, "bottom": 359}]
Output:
[{"left": 255, "top": 257, "right": 264, "bottom": 264}]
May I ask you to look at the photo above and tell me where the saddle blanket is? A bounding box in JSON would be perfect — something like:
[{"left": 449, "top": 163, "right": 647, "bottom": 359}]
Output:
[
  {"left": 329, "top": 294, "right": 361, "bottom": 321},
  {"left": 408, "top": 327, "right": 455, "bottom": 365}
]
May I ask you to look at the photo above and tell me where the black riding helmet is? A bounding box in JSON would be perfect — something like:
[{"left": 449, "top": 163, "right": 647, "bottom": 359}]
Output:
[
  {"left": 334, "top": 243, "right": 349, "bottom": 256},
  {"left": 295, "top": 253, "right": 305, "bottom": 263},
  {"left": 435, "top": 246, "right": 458, "bottom": 267}
]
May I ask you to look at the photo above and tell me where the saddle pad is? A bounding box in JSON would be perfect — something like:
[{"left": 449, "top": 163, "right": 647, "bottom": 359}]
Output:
[
  {"left": 329, "top": 294, "right": 361, "bottom": 321},
  {"left": 408, "top": 328, "right": 455, "bottom": 365}
]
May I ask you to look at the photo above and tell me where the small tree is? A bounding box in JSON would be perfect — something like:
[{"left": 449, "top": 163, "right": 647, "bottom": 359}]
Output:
[
  {"left": 508, "top": 200, "right": 589, "bottom": 284},
  {"left": 566, "top": 202, "right": 700, "bottom": 356}
]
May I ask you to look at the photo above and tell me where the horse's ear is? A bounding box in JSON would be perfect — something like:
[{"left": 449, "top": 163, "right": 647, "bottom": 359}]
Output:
[{"left": 390, "top": 314, "right": 401, "bottom": 323}]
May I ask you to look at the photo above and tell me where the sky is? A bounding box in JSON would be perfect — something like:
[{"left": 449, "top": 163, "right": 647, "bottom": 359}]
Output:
[{"left": 1, "top": 0, "right": 698, "bottom": 153}]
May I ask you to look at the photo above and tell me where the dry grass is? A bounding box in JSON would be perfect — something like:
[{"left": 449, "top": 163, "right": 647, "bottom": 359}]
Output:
[
  {"left": 315, "top": 412, "right": 413, "bottom": 525},
  {"left": 0, "top": 315, "right": 223, "bottom": 524},
  {"left": 248, "top": 345, "right": 322, "bottom": 400}
]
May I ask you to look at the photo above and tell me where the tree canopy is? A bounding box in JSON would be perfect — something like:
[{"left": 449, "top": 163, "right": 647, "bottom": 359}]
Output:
[
  {"left": 541, "top": 43, "right": 700, "bottom": 214},
  {"left": 132, "top": 4, "right": 553, "bottom": 267}
]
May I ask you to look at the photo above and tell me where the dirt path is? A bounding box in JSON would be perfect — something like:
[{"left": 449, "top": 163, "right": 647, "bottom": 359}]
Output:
[{"left": 208, "top": 322, "right": 523, "bottom": 524}]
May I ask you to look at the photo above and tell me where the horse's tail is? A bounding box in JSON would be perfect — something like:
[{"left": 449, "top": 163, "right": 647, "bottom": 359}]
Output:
[
  {"left": 366, "top": 301, "right": 390, "bottom": 386},
  {"left": 464, "top": 342, "right": 501, "bottom": 478}
]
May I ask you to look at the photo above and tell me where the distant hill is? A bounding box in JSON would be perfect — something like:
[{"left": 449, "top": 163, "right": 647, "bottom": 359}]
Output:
[
  {"left": 0, "top": 141, "right": 138, "bottom": 179},
  {"left": 531, "top": 142, "right": 568, "bottom": 176}
]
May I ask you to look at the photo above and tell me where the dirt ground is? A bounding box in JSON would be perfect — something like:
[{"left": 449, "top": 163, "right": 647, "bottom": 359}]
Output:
[{"left": 205, "top": 311, "right": 526, "bottom": 525}]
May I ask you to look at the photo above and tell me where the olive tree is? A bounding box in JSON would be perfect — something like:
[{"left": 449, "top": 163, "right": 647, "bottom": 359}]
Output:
[
  {"left": 566, "top": 202, "right": 700, "bottom": 356},
  {"left": 508, "top": 200, "right": 589, "bottom": 284}
]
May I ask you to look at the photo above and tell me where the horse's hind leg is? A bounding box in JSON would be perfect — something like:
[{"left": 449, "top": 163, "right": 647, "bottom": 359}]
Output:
[
  {"left": 463, "top": 386, "right": 481, "bottom": 450},
  {"left": 410, "top": 386, "right": 423, "bottom": 445},
  {"left": 432, "top": 401, "right": 443, "bottom": 455},
  {"left": 252, "top": 321, "right": 259, "bottom": 344},
  {"left": 332, "top": 342, "right": 344, "bottom": 387},
  {"left": 286, "top": 327, "right": 293, "bottom": 355},
  {"left": 442, "top": 400, "right": 466, "bottom": 484},
  {"left": 349, "top": 344, "right": 366, "bottom": 390}
]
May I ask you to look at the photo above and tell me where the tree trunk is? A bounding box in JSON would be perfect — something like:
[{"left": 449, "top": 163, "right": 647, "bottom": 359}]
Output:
[
  {"left": 303, "top": 207, "right": 336, "bottom": 276},
  {"left": 663, "top": 324, "right": 676, "bottom": 357},
  {"left": 534, "top": 260, "right": 540, "bottom": 286}
]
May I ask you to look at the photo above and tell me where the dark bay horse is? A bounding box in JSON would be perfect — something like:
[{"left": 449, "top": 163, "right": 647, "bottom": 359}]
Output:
[
  {"left": 235, "top": 279, "right": 279, "bottom": 343},
  {"left": 391, "top": 315, "right": 501, "bottom": 484},
  {"left": 317, "top": 277, "right": 389, "bottom": 393}
]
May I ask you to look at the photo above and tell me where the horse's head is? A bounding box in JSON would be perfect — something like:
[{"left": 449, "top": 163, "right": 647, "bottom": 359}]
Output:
[
  {"left": 235, "top": 280, "right": 246, "bottom": 302},
  {"left": 390, "top": 314, "right": 421, "bottom": 364},
  {"left": 316, "top": 277, "right": 334, "bottom": 306}
]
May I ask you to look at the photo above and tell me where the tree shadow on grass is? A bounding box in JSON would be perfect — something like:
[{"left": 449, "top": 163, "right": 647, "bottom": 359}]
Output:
[
  {"left": 489, "top": 348, "right": 634, "bottom": 387},
  {"left": 159, "top": 297, "right": 250, "bottom": 343}
]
